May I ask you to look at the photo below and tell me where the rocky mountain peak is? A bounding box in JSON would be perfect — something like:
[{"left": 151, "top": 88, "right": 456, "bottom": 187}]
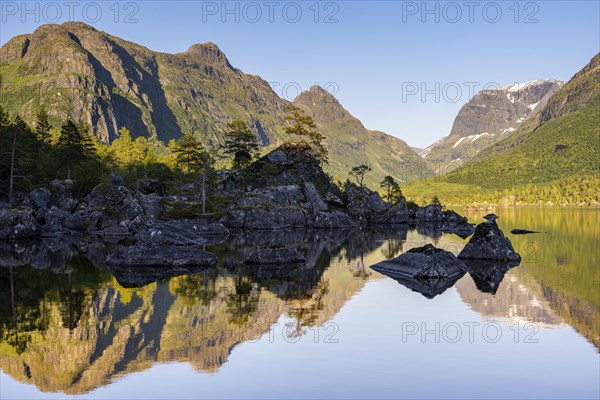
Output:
[{"left": 183, "top": 42, "right": 231, "bottom": 66}]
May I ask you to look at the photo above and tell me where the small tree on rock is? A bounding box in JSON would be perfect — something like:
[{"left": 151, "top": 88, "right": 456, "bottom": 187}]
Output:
[
  {"left": 283, "top": 104, "right": 327, "bottom": 163},
  {"left": 173, "top": 133, "right": 214, "bottom": 213},
  {"left": 349, "top": 164, "right": 371, "bottom": 189}
]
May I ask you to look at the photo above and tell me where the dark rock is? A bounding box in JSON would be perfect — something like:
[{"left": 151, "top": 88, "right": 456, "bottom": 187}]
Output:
[
  {"left": 415, "top": 223, "right": 443, "bottom": 239},
  {"left": 511, "top": 229, "right": 540, "bottom": 235},
  {"left": 63, "top": 213, "right": 85, "bottom": 231},
  {"left": 0, "top": 209, "right": 40, "bottom": 240},
  {"left": 245, "top": 247, "right": 306, "bottom": 265},
  {"left": 441, "top": 210, "right": 475, "bottom": 237},
  {"left": 221, "top": 207, "right": 308, "bottom": 230},
  {"left": 22, "top": 188, "right": 51, "bottom": 210},
  {"left": 137, "top": 178, "right": 162, "bottom": 194},
  {"left": 105, "top": 243, "right": 217, "bottom": 269},
  {"left": 110, "top": 173, "right": 125, "bottom": 187},
  {"left": 371, "top": 244, "right": 465, "bottom": 280},
  {"left": 370, "top": 244, "right": 466, "bottom": 298},
  {"left": 49, "top": 180, "right": 77, "bottom": 212},
  {"left": 302, "top": 182, "right": 328, "bottom": 211},
  {"left": 136, "top": 193, "right": 163, "bottom": 222},
  {"left": 415, "top": 204, "right": 444, "bottom": 222},
  {"left": 136, "top": 220, "right": 227, "bottom": 246},
  {"left": 273, "top": 185, "right": 304, "bottom": 205},
  {"left": 324, "top": 192, "right": 345, "bottom": 208},
  {"left": 458, "top": 218, "right": 521, "bottom": 261},
  {"left": 373, "top": 199, "right": 410, "bottom": 224},
  {"left": 84, "top": 183, "right": 129, "bottom": 209},
  {"left": 345, "top": 183, "right": 387, "bottom": 221},
  {"left": 95, "top": 224, "right": 131, "bottom": 237},
  {"left": 36, "top": 206, "right": 69, "bottom": 236},
  {"left": 310, "top": 211, "right": 359, "bottom": 228},
  {"left": 483, "top": 213, "right": 499, "bottom": 222},
  {"left": 462, "top": 259, "right": 520, "bottom": 294}
]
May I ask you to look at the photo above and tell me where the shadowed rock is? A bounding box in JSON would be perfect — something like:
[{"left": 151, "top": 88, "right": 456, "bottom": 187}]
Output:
[
  {"left": 371, "top": 244, "right": 466, "bottom": 280},
  {"left": 458, "top": 217, "right": 521, "bottom": 261},
  {"left": 370, "top": 244, "right": 466, "bottom": 298}
]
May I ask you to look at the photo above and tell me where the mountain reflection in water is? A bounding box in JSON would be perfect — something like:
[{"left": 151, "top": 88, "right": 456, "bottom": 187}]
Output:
[{"left": 0, "top": 208, "right": 598, "bottom": 395}]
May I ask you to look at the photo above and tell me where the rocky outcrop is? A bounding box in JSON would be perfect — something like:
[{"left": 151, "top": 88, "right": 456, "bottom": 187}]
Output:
[
  {"left": 344, "top": 183, "right": 387, "bottom": 222},
  {"left": 0, "top": 209, "right": 40, "bottom": 239},
  {"left": 458, "top": 216, "right": 521, "bottom": 261}
]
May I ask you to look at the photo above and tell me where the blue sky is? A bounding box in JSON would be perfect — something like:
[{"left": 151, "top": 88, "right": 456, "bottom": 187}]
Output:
[{"left": 1, "top": 1, "right": 599, "bottom": 147}]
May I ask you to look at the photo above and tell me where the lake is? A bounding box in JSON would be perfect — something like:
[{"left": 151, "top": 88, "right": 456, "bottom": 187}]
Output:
[{"left": 1, "top": 207, "right": 598, "bottom": 399}]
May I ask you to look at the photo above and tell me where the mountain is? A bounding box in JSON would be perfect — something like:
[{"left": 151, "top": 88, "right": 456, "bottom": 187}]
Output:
[
  {"left": 0, "top": 22, "right": 427, "bottom": 186},
  {"left": 443, "top": 52, "right": 599, "bottom": 189},
  {"left": 420, "top": 79, "right": 563, "bottom": 172},
  {"left": 0, "top": 21, "right": 285, "bottom": 145},
  {"left": 293, "top": 86, "right": 429, "bottom": 186}
]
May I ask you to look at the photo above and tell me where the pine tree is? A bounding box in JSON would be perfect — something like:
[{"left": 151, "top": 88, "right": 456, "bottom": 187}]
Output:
[
  {"left": 3, "top": 115, "right": 36, "bottom": 204},
  {"left": 35, "top": 106, "right": 51, "bottom": 145},
  {"left": 222, "top": 119, "right": 260, "bottom": 170},
  {"left": 283, "top": 104, "right": 328, "bottom": 163},
  {"left": 173, "top": 133, "right": 214, "bottom": 213},
  {"left": 350, "top": 164, "right": 371, "bottom": 188},
  {"left": 380, "top": 175, "right": 402, "bottom": 203},
  {"left": 57, "top": 120, "right": 86, "bottom": 180}
]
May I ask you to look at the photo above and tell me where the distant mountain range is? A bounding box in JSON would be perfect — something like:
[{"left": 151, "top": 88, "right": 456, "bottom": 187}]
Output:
[
  {"left": 443, "top": 52, "right": 599, "bottom": 188},
  {"left": 420, "top": 79, "right": 564, "bottom": 172},
  {"left": 0, "top": 21, "right": 429, "bottom": 187}
]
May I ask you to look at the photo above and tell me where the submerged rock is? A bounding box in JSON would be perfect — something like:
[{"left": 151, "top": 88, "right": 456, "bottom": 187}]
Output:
[
  {"left": 510, "top": 229, "right": 540, "bottom": 235},
  {"left": 245, "top": 247, "right": 306, "bottom": 265},
  {"left": 458, "top": 217, "right": 521, "bottom": 261}
]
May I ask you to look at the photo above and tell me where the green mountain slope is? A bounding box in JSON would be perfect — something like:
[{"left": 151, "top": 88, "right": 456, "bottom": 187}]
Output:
[
  {"left": 0, "top": 22, "right": 426, "bottom": 185},
  {"left": 404, "top": 52, "right": 600, "bottom": 205},
  {"left": 293, "top": 86, "right": 429, "bottom": 187}
]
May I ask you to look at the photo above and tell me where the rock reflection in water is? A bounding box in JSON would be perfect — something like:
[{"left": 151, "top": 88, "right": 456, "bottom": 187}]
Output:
[{"left": 461, "top": 259, "right": 520, "bottom": 295}]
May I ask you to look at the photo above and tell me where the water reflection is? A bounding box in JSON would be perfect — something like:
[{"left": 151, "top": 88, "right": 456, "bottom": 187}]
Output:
[{"left": 0, "top": 208, "right": 598, "bottom": 396}]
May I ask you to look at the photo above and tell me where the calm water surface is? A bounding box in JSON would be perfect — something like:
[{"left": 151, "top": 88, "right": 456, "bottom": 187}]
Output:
[{"left": 1, "top": 207, "right": 598, "bottom": 399}]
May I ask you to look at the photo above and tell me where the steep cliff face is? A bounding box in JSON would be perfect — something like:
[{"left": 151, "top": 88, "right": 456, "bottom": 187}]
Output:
[
  {"left": 0, "top": 22, "right": 427, "bottom": 185},
  {"left": 0, "top": 22, "right": 286, "bottom": 144},
  {"left": 420, "top": 80, "right": 563, "bottom": 171},
  {"left": 540, "top": 53, "right": 600, "bottom": 123}
]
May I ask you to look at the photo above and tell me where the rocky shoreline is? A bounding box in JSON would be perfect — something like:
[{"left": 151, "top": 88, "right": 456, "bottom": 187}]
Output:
[{"left": 0, "top": 143, "right": 482, "bottom": 270}]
